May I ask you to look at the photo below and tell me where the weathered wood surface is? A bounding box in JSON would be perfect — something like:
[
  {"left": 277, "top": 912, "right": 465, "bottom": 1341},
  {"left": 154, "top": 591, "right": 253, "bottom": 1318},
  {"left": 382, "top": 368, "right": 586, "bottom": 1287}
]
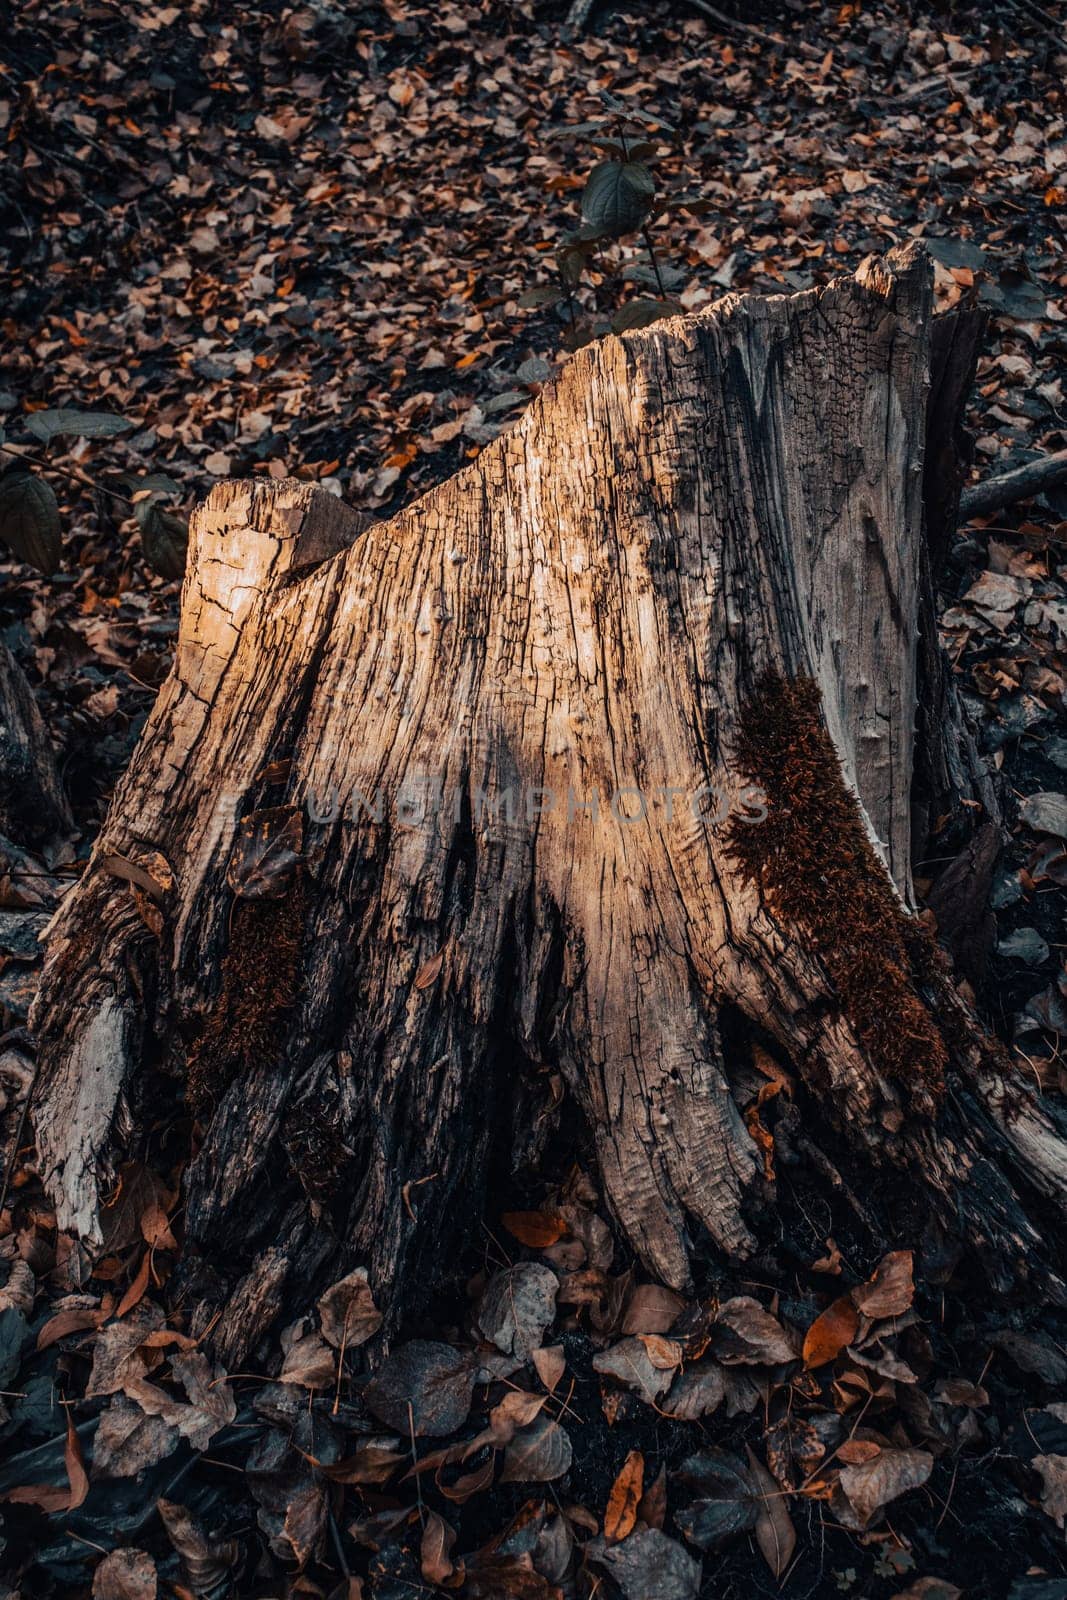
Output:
[
  {"left": 0, "top": 639, "right": 72, "bottom": 852},
  {"left": 30, "top": 244, "right": 1067, "bottom": 1358}
]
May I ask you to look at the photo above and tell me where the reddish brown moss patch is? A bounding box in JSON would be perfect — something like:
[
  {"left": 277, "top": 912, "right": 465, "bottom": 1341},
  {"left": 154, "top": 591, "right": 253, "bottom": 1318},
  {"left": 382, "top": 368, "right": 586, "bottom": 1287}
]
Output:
[
  {"left": 186, "top": 878, "right": 306, "bottom": 1116},
  {"left": 727, "top": 675, "right": 947, "bottom": 1104}
]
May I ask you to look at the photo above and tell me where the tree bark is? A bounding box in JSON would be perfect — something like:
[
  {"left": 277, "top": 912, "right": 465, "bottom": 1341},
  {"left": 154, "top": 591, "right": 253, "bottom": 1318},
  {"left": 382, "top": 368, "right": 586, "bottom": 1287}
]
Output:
[
  {"left": 0, "top": 639, "right": 72, "bottom": 852},
  {"left": 29, "top": 244, "right": 1067, "bottom": 1362}
]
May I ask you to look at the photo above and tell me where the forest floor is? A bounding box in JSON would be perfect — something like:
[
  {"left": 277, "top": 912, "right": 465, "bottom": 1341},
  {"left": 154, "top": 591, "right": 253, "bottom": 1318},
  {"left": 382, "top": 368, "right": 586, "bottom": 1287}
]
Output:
[{"left": 1, "top": 2, "right": 1066, "bottom": 1597}]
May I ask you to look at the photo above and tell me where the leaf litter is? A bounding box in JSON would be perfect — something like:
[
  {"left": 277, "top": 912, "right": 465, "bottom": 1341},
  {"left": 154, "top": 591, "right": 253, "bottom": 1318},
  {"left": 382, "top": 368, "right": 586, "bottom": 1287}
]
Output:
[{"left": 0, "top": 0, "right": 1066, "bottom": 1595}]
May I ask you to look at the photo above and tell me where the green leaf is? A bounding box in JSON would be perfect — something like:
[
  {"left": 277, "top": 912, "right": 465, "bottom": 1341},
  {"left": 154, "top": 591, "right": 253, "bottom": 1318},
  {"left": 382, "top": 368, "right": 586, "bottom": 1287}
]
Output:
[
  {"left": 590, "top": 138, "right": 659, "bottom": 162},
  {"left": 138, "top": 501, "right": 189, "bottom": 580},
  {"left": 611, "top": 298, "right": 682, "bottom": 333},
  {"left": 0, "top": 470, "right": 62, "bottom": 573},
  {"left": 556, "top": 244, "right": 588, "bottom": 288},
  {"left": 581, "top": 161, "right": 655, "bottom": 238},
  {"left": 546, "top": 119, "right": 610, "bottom": 141},
  {"left": 516, "top": 286, "right": 561, "bottom": 309},
  {"left": 622, "top": 261, "right": 688, "bottom": 291},
  {"left": 25, "top": 409, "right": 134, "bottom": 445},
  {"left": 115, "top": 470, "right": 182, "bottom": 498},
  {"left": 597, "top": 92, "right": 677, "bottom": 134},
  {"left": 559, "top": 223, "right": 611, "bottom": 246}
]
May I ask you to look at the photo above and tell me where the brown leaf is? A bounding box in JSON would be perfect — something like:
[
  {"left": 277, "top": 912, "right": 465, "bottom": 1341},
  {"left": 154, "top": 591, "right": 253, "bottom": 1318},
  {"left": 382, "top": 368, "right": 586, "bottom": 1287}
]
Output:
[
  {"left": 62, "top": 1409, "right": 91, "bottom": 1508},
  {"left": 1033, "top": 1453, "right": 1067, "bottom": 1528},
  {"left": 661, "top": 1362, "right": 726, "bottom": 1421},
  {"left": 123, "top": 1351, "right": 236, "bottom": 1452},
  {"left": 502, "top": 1211, "right": 567, "bottom": 1248},
  {"left": 745, "top": 1447, "right": 795, "bottom": 1581},
  {"left": 714, "top": 1297, "right": 796, "bottom": 1365},
  {"left": 812, "top": 1238, "right": 843, "bottom": 1275},
  {"left": 637, "top": 1463, "right": 667, "bottom": 1530},
  {"left": 639, "top": 1334, "right": 684, "bottom": 1369},
  {"left": 851, "top": 1250, "right": 914, "bottom": 1321},
  {"left": 420, "top": 1510, "right": 457, "bottom": 1583},
  {"left": 2, "top": 1409, "right": 88, "bottom": 1511},
  {"left": 802, "top": 1295, "right": 859, "bottom": 1369},
  {"left": 157, "top": 1499, "right": 240, "bottom": 1593},
  {"left": 890, "top": 1581, "right": 962, "bottom": 1600},
  {"left": 414, "top": 948, "right": 445, "bottom": 990},
  {"left": 621, "top": 1284, "right": 686, "bottom": 1335},
  {"left": 93, "top": 1397, "right": 180, "bottom": 1479},
  {"left": 837, "top": 1438, "right": 882, "bottom": 1465},
  {"left": 605, "top": 1450, "right": 644, "bottom": 1542},
  {"left": 476, "top": 1263, "right": 559, "bottom": 1360},
  {"left": 101, "top": 851, "right": 173, "bottom": 906},
  {"left": 139, "top": 1196, "right": 178, "bottom": 1253},
  {"left": 531, "top": 1344, "right": 565, "bottom": 1393},
  {"left": 438, "top": 1456, "right": 495, "bottom": 1503},
  {"left": 484, "top": 1389, "right": 547, "bottom": 1445},
  {"left": 93, "top": 1548, "right": 158, "bottom": 1600},
  {"left": 279, "top": 1320, "right": 336, "bottom": 1389},
  {"left": 323, "top": 1439, "right": 407, "bottom": 1486},
  {"left": 36, "top": 1302, "right": 107, "bottom": 1351},
  {"left": 116, "top": 1252, "right": 153, "bottom": 1320},
  {"left": 932, "top": 1378, "right": 989, "bottom": 1408},
  {"left": 226, "top": 806, "right": 304, "bottom": 900},
  {"left": 317, "top": 1267, "right": 382, "bottom": 1350},
  {"left": 838, "top": 1446, "right": 933, "bottom": 1527},
  {"left": 593, "top": 1336, "right": 679, "bottom": 1405},
  {"left": 499, "top": 1413, "right": 572, "bottom": 1484}
]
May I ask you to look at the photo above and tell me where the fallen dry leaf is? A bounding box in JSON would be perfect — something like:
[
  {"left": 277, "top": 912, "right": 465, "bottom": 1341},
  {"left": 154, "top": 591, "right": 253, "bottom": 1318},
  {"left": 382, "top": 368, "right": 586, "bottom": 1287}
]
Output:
[
  {"left": 838, "top": 1446, "right": 933, "bottom": 1527},
  {"left": 746, "top": 1444, "right": 796, "bottom": 1580},
  {"left": 92, "top": 1548, "right": 158, "bottom": 1600},
  {"left": 851, "top": 1251, "right": 914, "bottom": 1321},
  {"left": 605, "top": 1449, "right": 644, "bottom": 1542},
  {"left": 803, "top": 1295, "right": 859, "bottom": 1369}
]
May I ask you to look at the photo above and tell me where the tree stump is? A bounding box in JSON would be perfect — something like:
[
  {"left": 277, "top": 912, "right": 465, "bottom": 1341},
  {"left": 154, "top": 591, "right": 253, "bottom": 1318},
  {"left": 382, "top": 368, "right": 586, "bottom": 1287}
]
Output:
[{"left": 30, "top": 244, "right": 1067, "bottom": 1361}]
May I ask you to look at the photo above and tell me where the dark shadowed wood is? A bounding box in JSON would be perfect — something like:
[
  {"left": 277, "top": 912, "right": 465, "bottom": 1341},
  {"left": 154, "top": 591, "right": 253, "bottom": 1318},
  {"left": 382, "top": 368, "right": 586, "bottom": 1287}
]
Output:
[
  {"left": 923, "top": 304, "right": 986, "bottom": 576},
  {"left": 29, "top": 246, "right": 1067, "bottom": 1361},
  {"left": 0, "top": 640, "right": 72, "bottom": 851}
]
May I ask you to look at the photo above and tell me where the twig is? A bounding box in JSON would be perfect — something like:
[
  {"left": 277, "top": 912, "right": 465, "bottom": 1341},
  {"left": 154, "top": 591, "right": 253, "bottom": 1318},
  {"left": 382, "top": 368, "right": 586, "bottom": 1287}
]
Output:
[
  {"left": 960, "top": 447, "right": 1067, "bottom": 520},
  {"left": 684, "top": 0, "right": 824, "bottom": 61},
  {"left": 642, "top": 228, "right": 668, "bottom": 300},
  {"left": 0, "top": 442, "right": 133, "bottom": 507}
]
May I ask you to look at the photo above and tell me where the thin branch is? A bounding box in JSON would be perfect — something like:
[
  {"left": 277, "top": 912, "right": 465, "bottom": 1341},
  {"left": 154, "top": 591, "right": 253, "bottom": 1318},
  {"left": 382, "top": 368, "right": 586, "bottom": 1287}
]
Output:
[
  {"left": 960, "top": 448, "right": 1067, "bottom": 521},
  {"left": 684, "top": 0, "right": 824, "bottom": 61},
  {"left": 0, "top": 442, "right": 133, "bottom": 507},
  {"left": 642, "top": 227, "right": 668, "bottom": 299}
]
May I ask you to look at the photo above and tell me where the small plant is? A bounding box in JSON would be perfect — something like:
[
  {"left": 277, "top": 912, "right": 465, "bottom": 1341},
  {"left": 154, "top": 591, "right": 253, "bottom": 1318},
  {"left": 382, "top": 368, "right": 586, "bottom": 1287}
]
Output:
[
  {"left": 0, "top": 407, "right": 189, "bottom": 580},
  {"left": 520, "top": 91, "right": 710, "bottom": 349}
]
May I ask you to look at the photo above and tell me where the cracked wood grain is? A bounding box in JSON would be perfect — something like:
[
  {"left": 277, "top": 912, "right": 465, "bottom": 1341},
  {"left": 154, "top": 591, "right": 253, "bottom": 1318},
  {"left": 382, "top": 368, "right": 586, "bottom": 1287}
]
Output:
[{"left": 29, "top": 245, "right": 1067, "bottom": 1357}]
